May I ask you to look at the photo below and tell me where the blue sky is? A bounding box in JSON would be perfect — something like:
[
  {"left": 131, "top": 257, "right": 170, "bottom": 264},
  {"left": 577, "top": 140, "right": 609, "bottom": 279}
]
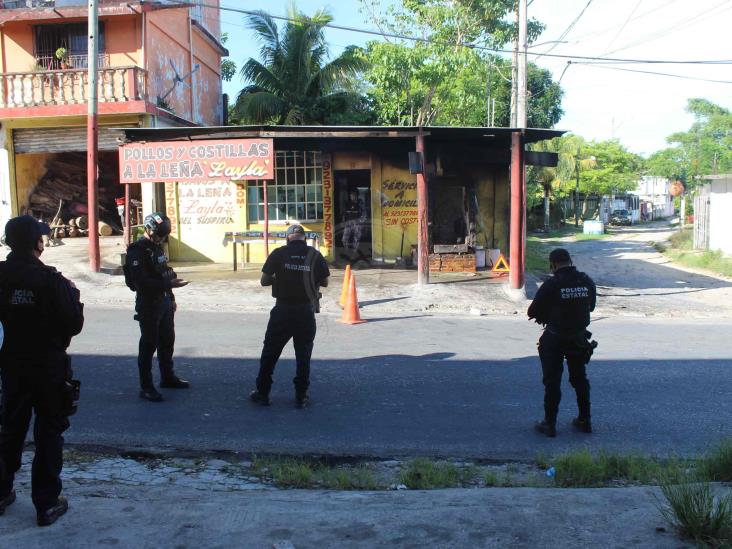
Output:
[{"left": 219, "top": 1, "right": 732, "bottom": 156}]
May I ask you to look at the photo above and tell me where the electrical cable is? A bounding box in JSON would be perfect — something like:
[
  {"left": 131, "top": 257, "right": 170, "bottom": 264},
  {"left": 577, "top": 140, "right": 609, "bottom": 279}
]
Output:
[
  {"left": 603, "top": 0, "right": 643, "bottom": 53},
  {"left": 534, "top": 0, "right": 594, "bottom": 61},
  {"left": 166, "top": 0, "right": 732, "bottom": 65},
  {"left": 569, "top": 62, "right": 732, "bottom": 84}
]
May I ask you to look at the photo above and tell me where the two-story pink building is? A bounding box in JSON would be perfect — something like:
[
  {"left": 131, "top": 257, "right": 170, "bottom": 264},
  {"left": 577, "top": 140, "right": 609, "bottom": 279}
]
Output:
[{"left": 0, "top": 0, "right": 226, "bottom": 234}]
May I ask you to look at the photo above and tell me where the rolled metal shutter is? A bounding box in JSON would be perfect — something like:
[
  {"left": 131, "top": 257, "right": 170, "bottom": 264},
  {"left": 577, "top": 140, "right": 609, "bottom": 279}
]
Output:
[{"left": 12, "top": 126, "right": 128, "bottom": 154}]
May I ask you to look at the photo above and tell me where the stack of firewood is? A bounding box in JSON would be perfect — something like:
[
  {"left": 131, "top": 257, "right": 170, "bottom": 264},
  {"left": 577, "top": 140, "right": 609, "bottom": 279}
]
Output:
[{"left": 27, "top": 152, "right": 122, "bottom": 237}]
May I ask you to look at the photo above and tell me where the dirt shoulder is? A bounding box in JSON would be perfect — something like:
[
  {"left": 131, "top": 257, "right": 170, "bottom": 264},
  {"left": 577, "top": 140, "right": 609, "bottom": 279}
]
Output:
[{"left": 527, "top": 221, "right": 732, "bottom": 319}]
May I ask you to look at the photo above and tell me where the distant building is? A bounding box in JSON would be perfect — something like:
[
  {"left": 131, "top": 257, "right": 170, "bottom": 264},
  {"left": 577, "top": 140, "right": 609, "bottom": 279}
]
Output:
[
  {"left": 631, "top": 176, "right": 675, "bottom": 221},
  {"left": 0, "top": 0, "right": 227, "bottom": 233},
  {"left": 694, "top": 174, "right": 732, "bottom": 256}
]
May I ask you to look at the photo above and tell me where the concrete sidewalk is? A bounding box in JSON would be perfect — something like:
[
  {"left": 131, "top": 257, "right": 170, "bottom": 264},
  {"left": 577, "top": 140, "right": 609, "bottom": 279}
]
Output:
[
  {"left": 29, "top": 236, "right": 526, "bottom": 317},
  {"left": 0, "top": 461, "right": 688, "bottom": 549}
]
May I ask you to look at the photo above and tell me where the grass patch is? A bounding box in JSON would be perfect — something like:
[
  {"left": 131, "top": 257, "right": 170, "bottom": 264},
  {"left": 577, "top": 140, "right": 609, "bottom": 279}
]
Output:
[
  {"left": 575, "top": 232, "right": 608, "bottom": 241},
  {"left": 658, "top": 480, "right": 732, "bottom": 547},
  {"left": 699, "top": 441, "right": 732, "bottom": 482},
  {"left": 400, "top": 459, "right": 464, "bottom": 489},
  {"left": 526, "top": 237, "right": 550, "bottom": 274},
  {"left": 662, "top": 228, "right": 732, "bottom": 278},
  {"left": 315, "top": 466, "right": 383, "bottom": 491},
  {"left": 552, "top": 449, "right": 686, "bottom": 487},
  {"left": 483, "top": 471, "right": 500, "bottom": 487}
]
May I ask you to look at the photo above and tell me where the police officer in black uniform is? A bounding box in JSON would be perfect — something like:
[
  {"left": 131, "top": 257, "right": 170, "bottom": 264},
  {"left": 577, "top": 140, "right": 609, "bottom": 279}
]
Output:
[
  {"left": 126, "top": 213, "right": 189, "bottom": 402},
  {"left": 249, "top": 224, "right": 329, "bottom": 408},
  {"left": 0, "top": 215, "right": 84, "bottom": 526},
  {"left": 528, "top": 248, "right": 597, "bottom": 437}
]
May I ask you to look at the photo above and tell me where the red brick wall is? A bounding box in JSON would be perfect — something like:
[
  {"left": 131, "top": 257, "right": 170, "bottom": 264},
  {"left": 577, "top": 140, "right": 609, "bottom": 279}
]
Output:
[{"left": 429, "top": 253, "right": 477, "bottom": 273}]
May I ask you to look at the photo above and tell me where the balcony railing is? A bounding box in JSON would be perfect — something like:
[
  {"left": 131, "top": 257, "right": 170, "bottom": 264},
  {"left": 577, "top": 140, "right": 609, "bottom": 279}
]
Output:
[
  {"left": 35, "top": 54, "right": 110, "bottom": 71},
  {"left": 0, "top": 66, "right": 147, "bottom": 109},
  {"left": 1, "top": 1, "right": 118, "bottom": 8}
]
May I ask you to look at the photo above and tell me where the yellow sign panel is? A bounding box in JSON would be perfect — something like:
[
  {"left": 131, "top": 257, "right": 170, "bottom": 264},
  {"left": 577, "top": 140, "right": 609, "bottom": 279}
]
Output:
[{"left": 491, "top": 254, "right": 510, "bottom": 273}]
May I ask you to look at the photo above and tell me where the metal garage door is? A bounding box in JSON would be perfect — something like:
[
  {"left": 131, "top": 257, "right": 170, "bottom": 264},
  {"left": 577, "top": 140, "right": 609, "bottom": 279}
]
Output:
[{"left": 12, "top": 126, "right": 128, "bottom": 154}]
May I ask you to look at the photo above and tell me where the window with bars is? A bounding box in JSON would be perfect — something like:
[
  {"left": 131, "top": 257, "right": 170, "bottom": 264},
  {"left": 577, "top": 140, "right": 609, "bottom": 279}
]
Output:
[
  {"left": 247, "top": 151, "right": 324, "bottom": 223},
  {"left": 34, "top": 23, "right": 107, "bottom": 70}
]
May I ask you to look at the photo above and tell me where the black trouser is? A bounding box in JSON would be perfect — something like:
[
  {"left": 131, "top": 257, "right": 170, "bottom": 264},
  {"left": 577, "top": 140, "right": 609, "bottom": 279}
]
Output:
[
  {"left": 136, "top": 295, "right": 176, "bottom": 389},
  {"left": 256, "top": 303, "right": 316, "bottom": 396},
  {"left": 538, "top": 331, "right": 591, "bottom": 425},
  {"left": 0, "top": 357, "right": 70, "bottom": 511}
]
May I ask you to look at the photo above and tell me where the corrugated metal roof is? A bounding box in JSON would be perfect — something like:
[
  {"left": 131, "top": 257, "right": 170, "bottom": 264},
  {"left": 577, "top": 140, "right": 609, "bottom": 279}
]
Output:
[{"left": 117, "top": 125, "right": 565, "bottom": 146}]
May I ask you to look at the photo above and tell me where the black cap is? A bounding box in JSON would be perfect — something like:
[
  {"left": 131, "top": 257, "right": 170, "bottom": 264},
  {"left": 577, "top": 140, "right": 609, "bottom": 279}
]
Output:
[
  {"left": 4, "top": 215, "right": 51, "bottom": 251},
  {"left": 549, "top": 248, "right": 571, "bottom": 263},
  {"left": 286, "top": 224, "right": 305, "bottom": 237}
]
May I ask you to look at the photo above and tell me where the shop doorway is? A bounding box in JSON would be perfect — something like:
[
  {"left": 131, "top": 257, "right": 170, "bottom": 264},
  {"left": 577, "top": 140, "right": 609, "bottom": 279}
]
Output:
[{"left": 333, "top": 169, "right": 372, "bottom": 264}]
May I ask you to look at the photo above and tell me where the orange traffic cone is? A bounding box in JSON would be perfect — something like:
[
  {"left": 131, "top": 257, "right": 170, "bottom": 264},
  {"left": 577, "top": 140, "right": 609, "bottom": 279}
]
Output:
[
  {"left": 339, "top": 264, "right": 352, "bottom": 308},
  {"left": 339, "top": 273, "right": 366, "bottom": 324}
]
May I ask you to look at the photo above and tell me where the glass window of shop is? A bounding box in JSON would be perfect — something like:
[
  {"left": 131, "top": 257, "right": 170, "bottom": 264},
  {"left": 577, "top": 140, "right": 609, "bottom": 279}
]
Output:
[{"left": 247, "top": 151, "right": 324, "bottom": 222}]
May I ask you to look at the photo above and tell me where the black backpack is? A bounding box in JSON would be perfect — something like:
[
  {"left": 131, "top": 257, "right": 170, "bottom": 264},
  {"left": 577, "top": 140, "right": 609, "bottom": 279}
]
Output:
[{"left": 123, "top": 241, "right": 152, "bottom": 292}]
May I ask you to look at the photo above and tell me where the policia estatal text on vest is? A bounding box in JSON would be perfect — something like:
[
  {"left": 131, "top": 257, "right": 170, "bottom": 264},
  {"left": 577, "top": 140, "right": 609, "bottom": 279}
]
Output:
[
  {"left": 528, "top": 248, "right": 598, "bottom": 438},
  {"left": 0, "top": 215, "right": 84, "bottom": 526},
  {"left": 249, "top": 224, "right": 330, "bottom": 409}
]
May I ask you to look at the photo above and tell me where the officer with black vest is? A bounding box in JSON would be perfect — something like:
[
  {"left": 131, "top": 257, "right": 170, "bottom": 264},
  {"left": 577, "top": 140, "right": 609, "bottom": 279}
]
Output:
[
  {"left": 528, "top": 248, "right": 597, "bottom": 437},
  {"left": 125, "top": 213, "right": 189, "bottom": 402},
  {"left": 249, "top": 224, "right": 329, "bottom": 408},
  {"left": 0, "top": 215, "right": 84, "bottom": 526}
]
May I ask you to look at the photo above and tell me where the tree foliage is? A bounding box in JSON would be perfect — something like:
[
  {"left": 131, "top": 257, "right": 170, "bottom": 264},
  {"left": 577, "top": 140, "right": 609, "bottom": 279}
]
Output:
[
  {"left": 359, "top": 0, "right": 562, "bottom": 128},
  {"left": 362, "top": 43, "right": 562, "bottom": 127},
  {"left": 648, "top": 99, "right": 731, "bottom": 187},
  {"left": 220, "top": 32, "right": 237, "bottom": 83},
  {"left": 232, "top": 9, "right": 370, "bottom": 125}
]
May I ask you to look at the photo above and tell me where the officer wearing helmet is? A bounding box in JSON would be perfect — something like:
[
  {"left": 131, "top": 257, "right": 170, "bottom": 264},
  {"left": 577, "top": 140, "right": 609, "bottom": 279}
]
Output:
[
  {"left": 0, "top": 215, "right": 84, "bottom": 526},
  {"left": 125, "top": 213, "right": 189, "bottom": 402}
]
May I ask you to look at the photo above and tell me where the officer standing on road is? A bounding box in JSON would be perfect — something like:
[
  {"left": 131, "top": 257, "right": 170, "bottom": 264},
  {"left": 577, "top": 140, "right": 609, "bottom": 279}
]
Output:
[
  {"left": 249, "top": 224, "right": 329, "bottom": 408},
  {"left": 0, "top": 215, "right": 84, "bottom": 526},
  {"left": 528, "top": 248, "right": 597, "bottom": 437},
  {"left": 125, "top": 213, "right": 189, "bottom": 402}
]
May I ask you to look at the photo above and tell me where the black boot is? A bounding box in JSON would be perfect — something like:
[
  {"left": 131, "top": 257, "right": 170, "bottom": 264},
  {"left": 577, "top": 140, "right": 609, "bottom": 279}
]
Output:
[
  {"left": 139, "top": 386, "right": 164, "bottom": 402},
  {"left": 572, "top": 417, "right": 593, "bottom": 433},
  {"left": 0, "top": 490, "right": 16, "bottom": 515},
  {"left": 160, "top": 376, "right": 190, "bottom": 389},
  {"left": 295, "top": 392, "right": 310, "bottom": 409},
  {"left": 37, "top": 496, "right": 68, "bottom": 527},
  {"left": 534, "top": 420, "right": 557, "bottom": 438},
  {"left": 249, "top": 390, "right": 270, "bottom": 406}
]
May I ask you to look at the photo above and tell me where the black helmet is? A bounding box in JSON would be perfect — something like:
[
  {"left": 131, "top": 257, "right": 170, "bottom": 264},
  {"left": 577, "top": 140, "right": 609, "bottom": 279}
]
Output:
[{"left": 143, "top": 213, "right": 171, "bottom": 237}]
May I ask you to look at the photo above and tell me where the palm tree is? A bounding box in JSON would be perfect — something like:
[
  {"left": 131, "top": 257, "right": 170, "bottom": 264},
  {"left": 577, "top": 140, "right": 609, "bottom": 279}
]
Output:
[
  {"left": 530, "top": 136, "right": 597, "bottom": 230},
  {"left": 233, "top": 8, "right": 368, "bottom": 125}
]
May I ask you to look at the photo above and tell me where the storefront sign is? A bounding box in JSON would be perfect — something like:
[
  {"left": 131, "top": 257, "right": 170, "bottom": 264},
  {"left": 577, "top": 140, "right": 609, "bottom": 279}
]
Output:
[
  {"left": 178, "top": 181, "right": 237, "bottom": 226},
  {"left": 382, "top": 179, "right": 418, "bottom": 227},
  {"left": 119, "top": 139, "right": 274, "bottom": 183},
  {"left": 322, "top": 155, "right": 334, "bottom": 252}
]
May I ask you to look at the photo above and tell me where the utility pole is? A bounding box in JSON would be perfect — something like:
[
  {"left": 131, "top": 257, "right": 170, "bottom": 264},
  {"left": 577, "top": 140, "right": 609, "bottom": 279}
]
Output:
[
  {"left": 516, "top": 0, "right": 528, "bottom": 128},
  {"left": 416, "top": 131, "right": 429, "bottom": 286},
  {"left": 575, "top": 147, "right": 581, "bottom": 227},
  {"left": 510, "top": 7, "right": 519, "bottom": 127},
  {"left": 87, "top": 0, "right": 100, "bottom": 272},
  {"left": 485, "top": 59, "right": 492, "bottom": 126}
]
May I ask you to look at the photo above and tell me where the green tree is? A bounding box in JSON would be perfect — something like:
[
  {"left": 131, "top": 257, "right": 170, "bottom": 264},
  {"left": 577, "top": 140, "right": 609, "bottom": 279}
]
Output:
[
  {"left": 233, "top": 8, "right": 369, "bottom": 125},
  {"left": 579, "top": 140, "right": 644, "bottom": 196},
  {"left": 649, "top": 99, "right": 732, "bottom": 187},
  {"left": 360, "top": 1, "right": 562, "bottom": 127},
  {"left": 221, "top": 32, "right": 237, "bottom": 83}
]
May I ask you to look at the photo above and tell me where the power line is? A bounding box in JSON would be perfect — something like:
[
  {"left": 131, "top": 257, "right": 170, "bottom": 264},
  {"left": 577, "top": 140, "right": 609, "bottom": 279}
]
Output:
[
  {"left": 569, "top": 62, "right": 732, "bottom": 84},
  {"left": 535, "top": 0, "right": 594, "bottom": 60},
  {"left": 603, "top": 0, "right": 732, "bottom": 56},
  {"left": 175, "top": 1, "right": 732, "bottom": 65},
  {"left": 604, "top": 0, "right": 643, "bottom": 53}
]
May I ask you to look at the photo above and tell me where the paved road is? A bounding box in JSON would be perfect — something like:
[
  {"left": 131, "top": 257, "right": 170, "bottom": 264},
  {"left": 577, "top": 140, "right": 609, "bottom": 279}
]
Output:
[
  {"left": 527, "top": 221, "right": 732, "bottom": 318},
  {"left": 64, "top": 307, "right": 732, "bottom": 459}
]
